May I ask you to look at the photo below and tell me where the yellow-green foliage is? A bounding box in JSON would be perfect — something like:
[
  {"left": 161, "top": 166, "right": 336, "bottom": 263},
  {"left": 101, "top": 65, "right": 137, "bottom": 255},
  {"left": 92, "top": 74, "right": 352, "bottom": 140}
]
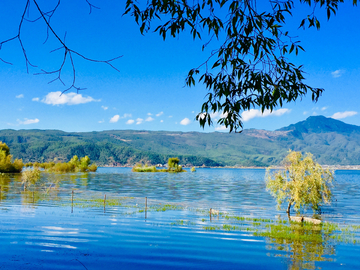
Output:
[
  {"left": 132, "top": 158, "right": 186, "bottom": 173},
  {"left": 0, "top": 141, "right": 23, "bottom": 173},
  {"left": 22, "top": 168, "right": 41, "bottom": 190},
  {"left": 266, "top": 151, "right": 333, "bottom": 213},
  {"left": 35, "top": 155, "right": 97, "bottom": 173},
  {"left": 168, "top": 157, "right": 183, "bottom": 172},
  {"left": 132, "top": 163, "right": 158, "bottom": 172}
]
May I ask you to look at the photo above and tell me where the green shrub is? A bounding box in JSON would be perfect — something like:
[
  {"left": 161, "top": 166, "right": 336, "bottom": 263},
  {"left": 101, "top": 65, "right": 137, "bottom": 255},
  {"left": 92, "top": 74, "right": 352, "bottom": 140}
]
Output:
[{"left": 0, "top": 141, "right": 23, "bottom": 173}]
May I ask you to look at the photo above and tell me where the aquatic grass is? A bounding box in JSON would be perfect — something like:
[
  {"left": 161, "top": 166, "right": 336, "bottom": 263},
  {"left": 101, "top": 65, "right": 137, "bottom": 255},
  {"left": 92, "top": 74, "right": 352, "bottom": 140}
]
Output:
[
  {"left": 203, "top": 226, "right": 221, "bottom": 231},
  {"left": 149, "top": 203, "right": 184, "bottom": 212},
  {"left": 170, "top": 220, "right": 195, "bottom": 226}
]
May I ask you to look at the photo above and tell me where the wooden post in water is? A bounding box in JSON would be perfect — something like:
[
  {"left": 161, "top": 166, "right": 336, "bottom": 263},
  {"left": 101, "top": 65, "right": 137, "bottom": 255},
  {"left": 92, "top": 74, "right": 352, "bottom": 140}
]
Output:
[
  {"left": 145, "top": 197, "right": 147, "bottom": 220},
  {"left": 71, "top": 190, "right": 74, "bottom": 213},
  {"left": 0, "top": 186, "right": 2, "bottom": 201},
  {"left": 104, "top": 194, "right": 106, "bottom": 213},
  {"left": 32, "top": 191, "right": 35, "bottom": 204},
  {"left": 210, "top": 208, "right": 212, "bottom": 221}
]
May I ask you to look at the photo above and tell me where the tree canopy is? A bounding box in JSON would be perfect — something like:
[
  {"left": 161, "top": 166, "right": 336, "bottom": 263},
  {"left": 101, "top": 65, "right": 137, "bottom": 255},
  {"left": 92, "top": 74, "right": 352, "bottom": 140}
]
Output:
[
  {"left": 1, "top": 0, "right": 358, "bottom": 131},
  {"left": 266, "top": 150, "right": 333, "bottom": 214}
]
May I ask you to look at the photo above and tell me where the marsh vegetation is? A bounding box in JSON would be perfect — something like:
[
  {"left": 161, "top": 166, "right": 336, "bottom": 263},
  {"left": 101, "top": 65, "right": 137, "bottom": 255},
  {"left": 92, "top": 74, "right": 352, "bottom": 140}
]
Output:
[
  {"left": 25, "top": 155, "right": 97, "bottom": 172},
  {"left": 0, "top": 142, "right": 23, "bottom": 173},
  {"left": 132, "top": 157, "right": 186, "bottom": 173}
]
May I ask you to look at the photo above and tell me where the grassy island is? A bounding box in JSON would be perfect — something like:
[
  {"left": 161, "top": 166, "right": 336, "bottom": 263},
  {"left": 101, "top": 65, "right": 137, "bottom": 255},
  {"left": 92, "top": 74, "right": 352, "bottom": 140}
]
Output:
[
  {"left": 132, "top": 157, "right": 186, "bottom": 173},
  {"left": 26, "top": 155, "right": 97, "bottom": 173}
]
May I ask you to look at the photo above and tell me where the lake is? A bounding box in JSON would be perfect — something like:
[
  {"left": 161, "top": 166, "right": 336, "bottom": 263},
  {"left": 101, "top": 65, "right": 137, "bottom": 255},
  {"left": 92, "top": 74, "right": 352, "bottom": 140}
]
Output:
[{"left": 0, "top": 168, "right": 359, "bottom": 269}]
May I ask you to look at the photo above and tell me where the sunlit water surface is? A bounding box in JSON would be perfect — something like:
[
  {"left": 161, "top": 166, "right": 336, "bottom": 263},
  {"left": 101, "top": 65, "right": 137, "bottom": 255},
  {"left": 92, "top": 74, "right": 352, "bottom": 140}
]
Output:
[{"left": 0, "top": 168, "right": 359, "bottom": 269}]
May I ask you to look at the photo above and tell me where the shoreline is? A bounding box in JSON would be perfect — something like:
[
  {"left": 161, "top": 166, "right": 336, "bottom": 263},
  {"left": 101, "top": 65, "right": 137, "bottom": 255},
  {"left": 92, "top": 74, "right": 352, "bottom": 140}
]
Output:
[{"left": 100, "top": 165, "right": 360, "bottom": 170}]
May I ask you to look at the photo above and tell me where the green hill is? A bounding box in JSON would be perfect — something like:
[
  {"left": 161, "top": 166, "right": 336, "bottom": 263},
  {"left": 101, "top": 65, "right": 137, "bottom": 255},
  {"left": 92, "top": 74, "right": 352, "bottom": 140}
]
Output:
[{"left": 1, "top": 116, "right": 360, "bottom": 166}]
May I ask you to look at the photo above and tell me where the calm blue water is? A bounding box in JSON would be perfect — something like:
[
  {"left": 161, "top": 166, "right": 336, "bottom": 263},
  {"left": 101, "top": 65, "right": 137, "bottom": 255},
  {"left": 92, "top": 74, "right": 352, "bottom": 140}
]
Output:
[{"left": 0, "top": 168, "right": 359, "bottom": 269}]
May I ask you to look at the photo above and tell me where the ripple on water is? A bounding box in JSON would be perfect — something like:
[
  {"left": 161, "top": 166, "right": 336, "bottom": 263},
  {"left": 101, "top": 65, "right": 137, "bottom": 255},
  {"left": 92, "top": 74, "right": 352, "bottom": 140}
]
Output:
[{"left": 0, "top": 168, "right": 360, "bottom": 269}]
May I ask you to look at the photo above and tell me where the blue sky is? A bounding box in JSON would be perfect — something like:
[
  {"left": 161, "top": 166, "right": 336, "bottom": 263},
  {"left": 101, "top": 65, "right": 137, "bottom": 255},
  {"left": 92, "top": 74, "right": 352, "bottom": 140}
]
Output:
[{"left": 0, "top": 1, "right": 359, "bottom": 133}]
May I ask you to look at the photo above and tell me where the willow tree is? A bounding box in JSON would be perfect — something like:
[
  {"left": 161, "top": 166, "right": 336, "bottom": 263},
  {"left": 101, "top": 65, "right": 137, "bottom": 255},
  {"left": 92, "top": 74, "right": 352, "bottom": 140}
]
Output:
[{"left": 266, "top": 151, "right": 333, "bottom": 214}]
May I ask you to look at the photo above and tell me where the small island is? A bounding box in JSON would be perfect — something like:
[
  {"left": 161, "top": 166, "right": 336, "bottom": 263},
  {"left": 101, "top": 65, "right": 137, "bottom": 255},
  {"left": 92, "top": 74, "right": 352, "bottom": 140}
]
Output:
[{"left": 132, "top": 157, "right": 186, "bottom": 173}]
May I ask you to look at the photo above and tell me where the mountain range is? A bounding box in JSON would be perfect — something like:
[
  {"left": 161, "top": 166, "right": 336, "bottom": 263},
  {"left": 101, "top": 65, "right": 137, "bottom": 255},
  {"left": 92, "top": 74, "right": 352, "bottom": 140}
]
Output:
[{"left": 1, "top": 115, "right": 360, "bottom": 167}]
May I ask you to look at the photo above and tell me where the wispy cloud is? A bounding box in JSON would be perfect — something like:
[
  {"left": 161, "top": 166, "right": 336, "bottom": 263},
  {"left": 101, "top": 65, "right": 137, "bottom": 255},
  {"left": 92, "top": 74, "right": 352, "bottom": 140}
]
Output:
[
  {"left": 32, "top": 97, "right": 40, "bottom": 102},
  {"left": 17, "top": 118, "right": 39, "bottom": 125},
  {"left": 136, "top": 118, "right": 143, "bottom": 125},
  {"left": 215, "top": 126, "right": 229, "bottom": 131},
  {"left": 145, "top": 117, "right": 154, "bottom": 122},
  {"left": 160, "top": 120, "right": 164, "bottom": 123},
  {"left": 41, "top": 91, "right": 100, "bottom": 105},
  {"left": 147, "top": 113, "right": 152, "bottom": 116},
  {"left": 101, "top": 106, "right": 108, "bottom": 110},
  {"left": 180, "top": 118, "right": 191, "bottom": 125},
  {"left": 331, "top": 69, "right": 345, "bottom": 78},
  {"left": 321, "top": 107, "right": 328, "bottom": 111},
  {"left": 241, "top": 108, "right": 290, "bottom": 122},
  {"left": 98, "top": 120, "right": 104, "bottom": 123},
  {"left": 121, "top": 113, "right": 132, "bottom": 118},
  {"left": 331, "top": 111, "right": 357, "bottom": 119},
  {"left": 126, "top": 119, "right": 135, "bottom": 124},
  {"left": 16, "top": 94, "right": 24, "bottom": 98},
  {"left": 110, "top": 115, "right": 120, "bottom": 123},
  {"left": 210, "top": 111, "right": 228, "bottom": 120},
  {"left": 156, "top": 111, "right": 163, "bottom": 117}
]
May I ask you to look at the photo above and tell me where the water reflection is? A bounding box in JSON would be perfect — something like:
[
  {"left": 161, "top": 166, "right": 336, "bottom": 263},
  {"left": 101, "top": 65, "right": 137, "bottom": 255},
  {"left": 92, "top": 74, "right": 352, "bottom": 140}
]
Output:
[
  {"left": 263, "top": 220, "right": 336, "bottom": 270},
  {"left": 0, "top": 168, "right": 360, "bottom": 269}
]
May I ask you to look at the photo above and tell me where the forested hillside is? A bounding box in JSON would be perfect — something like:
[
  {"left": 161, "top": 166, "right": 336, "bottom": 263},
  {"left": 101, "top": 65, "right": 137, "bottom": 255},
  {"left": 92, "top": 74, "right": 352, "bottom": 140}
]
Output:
[{"left": 1, "top": 116, "right": 360, "bottom": 166}]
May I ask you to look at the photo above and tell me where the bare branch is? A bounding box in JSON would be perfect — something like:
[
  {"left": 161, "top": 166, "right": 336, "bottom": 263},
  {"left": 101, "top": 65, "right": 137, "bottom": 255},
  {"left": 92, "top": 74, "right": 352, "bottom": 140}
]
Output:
[
  {"left": 85, "top": 0, "right": 100, "bottom": 14},
  {"left": 0, "top": 0, "right": 122, "bottom": 93}
]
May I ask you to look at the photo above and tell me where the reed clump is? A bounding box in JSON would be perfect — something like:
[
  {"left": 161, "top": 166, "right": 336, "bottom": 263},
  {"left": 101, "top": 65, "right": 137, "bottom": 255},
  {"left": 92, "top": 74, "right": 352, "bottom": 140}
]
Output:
[{"left": 21, "top": 168, "right": 41, "bottom": 190}]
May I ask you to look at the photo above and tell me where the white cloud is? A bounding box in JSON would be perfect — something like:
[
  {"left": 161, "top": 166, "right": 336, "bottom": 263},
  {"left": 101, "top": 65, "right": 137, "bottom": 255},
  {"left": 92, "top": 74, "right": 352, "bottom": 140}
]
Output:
[
  {"left": 110, "top": 115, "right": 120, "bottom": 123},
  {"left": 303, "top": 111, "right": 308, "bottom": 115},
  {"left": 147, "top": 113, "right": 152, "bottom": 116},
  {"left": 18, "top": 118, "right": 39, "bottom": 125},
  {"left": 321, "top": 107, "right": 328, "bottom": 111},
  {"left": 101, "top": 106, "right": 108, "bottom": 110},
  {"left": 145, "top": 117, "right": 154, "bottom": 122},
  {"left": 331, "top": 69, "right": 345, "bottom": 78},
  {"left": 210, "top": 111, "right": 228, "bottom": 120},
  {"left": 126, "top": 119, "right": 135, "bottom": 124},
  {"left": 156, "top": 111, "right": 163, "bottom": 117},
  {"left": 168, "top": 115, "right": 173, "bottom": 118},
  {"left": 331, "top": 111, "right": 357, "bottom": 119},
  {"left": 98, "top": 120, "right": 104, "bottom": 123},
  {"left": 192, "top": 111, "right": 195, "bottom": 114},
  {"left": 180, "top": 118, "right": 191, "bottom": 125},
  {"left": 160, "top": 120, "right": 164, "bottom": 123},
  {"left": 241, "top": 108, "right": 290, "bottom": 122},
  {"left": 41, "top": 91, "right": 100, "bottom": 105},
  {"left": 136, "top": 118, "right": 143, "bottom": 125},
  {"left": 215, "top": 126, "right": 229, "bottom": 131},
  {"left": 16, "top": 94, "right": 24, "bottom": 98},
  {"left": 121, "top": 113, "right": 132, "bottom": 118},
  {"left": 32, "top": 97, "right": 40, "bottom": 102}
]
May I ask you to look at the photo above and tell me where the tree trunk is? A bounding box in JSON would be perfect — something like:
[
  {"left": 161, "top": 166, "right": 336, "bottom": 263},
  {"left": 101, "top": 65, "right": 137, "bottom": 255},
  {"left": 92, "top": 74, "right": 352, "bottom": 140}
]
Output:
[{"left": 286, "top": 200, "right": 293, "bottom": 215}]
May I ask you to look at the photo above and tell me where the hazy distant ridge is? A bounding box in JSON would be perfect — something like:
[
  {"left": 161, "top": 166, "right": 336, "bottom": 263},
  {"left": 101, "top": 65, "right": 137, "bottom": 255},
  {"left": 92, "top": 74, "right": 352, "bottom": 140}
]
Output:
[{"left": 1, "top": 116, "right": 360, "bottom": 166}]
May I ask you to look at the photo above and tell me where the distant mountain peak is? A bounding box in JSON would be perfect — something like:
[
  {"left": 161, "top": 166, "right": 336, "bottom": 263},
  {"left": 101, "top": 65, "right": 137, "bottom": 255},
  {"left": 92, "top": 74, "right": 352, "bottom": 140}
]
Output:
[{"left": 278, "top": 115, "right": 360, "bottom": 135}]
